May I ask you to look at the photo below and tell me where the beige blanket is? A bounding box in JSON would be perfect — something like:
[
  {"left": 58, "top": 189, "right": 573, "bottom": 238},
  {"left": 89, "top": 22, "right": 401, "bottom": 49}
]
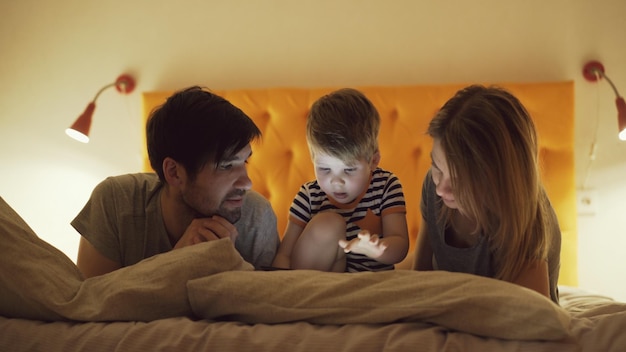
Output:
[
  {"left": 0, "top": 193, "right": 569, "bottom": 340},
  {"left": 188, "top": 269, "right": 570, "bottom": 340}
]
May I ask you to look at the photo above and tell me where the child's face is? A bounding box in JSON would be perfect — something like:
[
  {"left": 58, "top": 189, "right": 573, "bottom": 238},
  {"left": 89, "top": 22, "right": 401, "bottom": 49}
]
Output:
[{"left": 312, "top": 152, "right": 376, "bottom": 204}]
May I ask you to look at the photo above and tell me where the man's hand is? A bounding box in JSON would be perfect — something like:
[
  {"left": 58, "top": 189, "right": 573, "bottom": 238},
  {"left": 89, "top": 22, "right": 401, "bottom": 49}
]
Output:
[
  {"left": 174, "top": 215, "right": 239, "bottom": 249},
  {"left": 338, "top": 230, "right": 388, "bottom": 259}
]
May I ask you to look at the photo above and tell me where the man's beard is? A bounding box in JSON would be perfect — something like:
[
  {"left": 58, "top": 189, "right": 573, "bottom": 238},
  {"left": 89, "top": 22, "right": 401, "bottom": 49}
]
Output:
[
  {"left": 188, "top": 190, "right": 245, "bottom": 224},
  {"left": 215, "top": 205, "right": 242, "bottom": 224}
]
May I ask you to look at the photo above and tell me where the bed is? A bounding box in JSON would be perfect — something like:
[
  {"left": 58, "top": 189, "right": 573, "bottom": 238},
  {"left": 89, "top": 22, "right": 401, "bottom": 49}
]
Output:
[{"left": 1, "top": 82, "right": 625, "bottom": 351}]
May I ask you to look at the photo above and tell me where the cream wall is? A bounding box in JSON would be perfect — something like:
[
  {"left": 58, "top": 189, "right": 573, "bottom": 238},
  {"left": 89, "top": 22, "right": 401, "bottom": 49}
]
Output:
[{"left": 1, "top": 0, "right": 624, "bottom": 301}]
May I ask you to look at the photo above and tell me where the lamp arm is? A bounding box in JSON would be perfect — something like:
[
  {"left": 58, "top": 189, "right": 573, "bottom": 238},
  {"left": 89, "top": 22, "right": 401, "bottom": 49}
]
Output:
[
  {"left": 595, "top": 70, "right": 623, "bottom": 98},
  {"left": 91, "top": 82, "right": 118, "bottom": 102}
]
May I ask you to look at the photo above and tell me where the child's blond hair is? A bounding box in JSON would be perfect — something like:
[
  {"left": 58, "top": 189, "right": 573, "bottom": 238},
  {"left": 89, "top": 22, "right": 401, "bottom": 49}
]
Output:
[{"left": 306, "top": 88, "right": 380, "bottom": 163}]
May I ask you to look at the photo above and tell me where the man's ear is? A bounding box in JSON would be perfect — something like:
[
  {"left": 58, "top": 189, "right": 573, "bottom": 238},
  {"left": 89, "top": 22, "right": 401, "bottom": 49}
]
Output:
[
  {"left": 162, "top": 157, "right": 184, "bottom": 187},
  {"left": 370, "top": 150, "right": 381, "bottom": 168}
]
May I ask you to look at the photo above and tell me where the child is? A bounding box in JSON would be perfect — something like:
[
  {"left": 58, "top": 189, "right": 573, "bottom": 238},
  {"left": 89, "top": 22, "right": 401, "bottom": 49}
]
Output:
[{"left": 272, "top": 88, "right": 409, "bottom": 272}]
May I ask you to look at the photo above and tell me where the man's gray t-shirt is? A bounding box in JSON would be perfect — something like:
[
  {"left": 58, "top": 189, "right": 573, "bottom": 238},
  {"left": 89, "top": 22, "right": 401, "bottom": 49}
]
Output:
[
  {"left": 71, "top": 173, "right": 279, "bottom": 269},
  {"left": 420, "top": 170, "right": 561, "bottom": 303}
]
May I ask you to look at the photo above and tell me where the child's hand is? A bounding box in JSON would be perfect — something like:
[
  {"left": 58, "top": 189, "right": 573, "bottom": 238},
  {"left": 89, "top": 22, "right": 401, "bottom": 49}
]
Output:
[{"left": 338, "top": 230, "right": 388, "bottom": 259}]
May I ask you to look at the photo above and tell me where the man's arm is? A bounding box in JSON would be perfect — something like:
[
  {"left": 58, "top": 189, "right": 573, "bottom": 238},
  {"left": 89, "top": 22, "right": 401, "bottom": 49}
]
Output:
[
  {"left": 76, "top": 237, "right": 121, "bottom": 278},
  {"left": 174, "top": 216, "right": 239, "bottom": 249}
]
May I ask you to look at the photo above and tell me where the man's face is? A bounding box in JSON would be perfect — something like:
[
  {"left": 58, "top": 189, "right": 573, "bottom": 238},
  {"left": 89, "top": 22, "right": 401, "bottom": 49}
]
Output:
[{"left": 180, "top": 144, "right": 253, "bottom": 223}]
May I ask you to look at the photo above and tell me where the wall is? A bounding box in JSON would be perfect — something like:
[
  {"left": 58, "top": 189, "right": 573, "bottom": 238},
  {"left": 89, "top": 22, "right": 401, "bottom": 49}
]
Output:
[{"left": 0, "top": 0, "right": 624, "bottom": 301}]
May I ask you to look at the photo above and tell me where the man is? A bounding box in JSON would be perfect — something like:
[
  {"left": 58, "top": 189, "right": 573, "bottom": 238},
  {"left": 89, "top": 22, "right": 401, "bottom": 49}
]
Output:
[{"left": 73, "top": 86, "right": 279, "bottom": 278}]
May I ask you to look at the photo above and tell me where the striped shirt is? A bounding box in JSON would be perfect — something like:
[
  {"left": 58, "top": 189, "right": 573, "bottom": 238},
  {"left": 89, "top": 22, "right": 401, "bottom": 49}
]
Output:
[{"left": 289, "top": 167, "right": 406, "bottom": 272}]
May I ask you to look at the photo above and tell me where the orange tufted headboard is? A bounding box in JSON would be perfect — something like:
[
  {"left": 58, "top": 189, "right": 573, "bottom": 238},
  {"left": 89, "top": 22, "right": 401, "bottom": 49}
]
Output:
[{"left": 142, "top": 82, "right": 577, "bottom": 285}]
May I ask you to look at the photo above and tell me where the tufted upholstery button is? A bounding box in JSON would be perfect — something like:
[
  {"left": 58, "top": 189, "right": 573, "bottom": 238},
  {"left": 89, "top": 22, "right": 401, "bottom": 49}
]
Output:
[{"left": 390, "top": 109, "right": 399, "bottom": 120}]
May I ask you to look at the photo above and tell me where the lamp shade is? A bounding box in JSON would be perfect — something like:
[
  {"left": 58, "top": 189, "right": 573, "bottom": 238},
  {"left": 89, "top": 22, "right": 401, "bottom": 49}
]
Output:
[
  {"left": 65, "top": 102, "right": 95, "bottom": 143},
  {"left": 617, "top": 96, "right": 626, "bottom": 141},
  {"left": 65, "top": 74, "right": 136, "bottom": 143}
]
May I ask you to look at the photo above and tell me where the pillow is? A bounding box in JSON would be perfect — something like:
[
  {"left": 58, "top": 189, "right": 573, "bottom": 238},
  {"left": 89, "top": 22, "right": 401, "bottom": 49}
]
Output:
[
  {"left": 71, "top": 238, "right": 253, "bottom": 321},
  {"left": 0, "top": 196, "right": 252, "bottom": 321},
  {"left": 187, "top": 269, "right": 572, "bottom": 341}
]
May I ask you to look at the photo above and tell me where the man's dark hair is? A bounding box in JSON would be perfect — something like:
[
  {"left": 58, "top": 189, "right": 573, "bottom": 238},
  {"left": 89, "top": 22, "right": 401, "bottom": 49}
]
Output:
[{"left": 146, "top": 86, "right": 261, "bottom": 181}]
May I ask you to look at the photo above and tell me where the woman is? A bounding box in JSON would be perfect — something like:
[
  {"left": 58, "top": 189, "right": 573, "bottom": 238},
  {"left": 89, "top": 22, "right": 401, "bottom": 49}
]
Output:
[{"left": 412, "top": 85, "right": 561, "bottom": 303}]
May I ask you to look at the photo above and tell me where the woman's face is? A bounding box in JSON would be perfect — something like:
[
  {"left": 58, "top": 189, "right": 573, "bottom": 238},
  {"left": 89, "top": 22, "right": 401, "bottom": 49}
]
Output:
[{"left": 430, "top": 139, "right": 461, "bottom": 210}]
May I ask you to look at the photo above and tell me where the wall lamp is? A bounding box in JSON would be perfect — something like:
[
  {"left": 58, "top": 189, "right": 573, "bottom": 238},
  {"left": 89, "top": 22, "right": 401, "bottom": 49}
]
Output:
[
  {"left": 66, "top": 74, "right": 136, "bottom": 143},
  {"left": 582, "top": 61, "right": 626, "bottom": 141}
]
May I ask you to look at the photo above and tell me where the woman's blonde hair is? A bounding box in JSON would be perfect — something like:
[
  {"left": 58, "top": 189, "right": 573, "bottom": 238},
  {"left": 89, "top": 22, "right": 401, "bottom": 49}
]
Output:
[{"left": 428, "top": 85, "right": 550, "bottom": 282}]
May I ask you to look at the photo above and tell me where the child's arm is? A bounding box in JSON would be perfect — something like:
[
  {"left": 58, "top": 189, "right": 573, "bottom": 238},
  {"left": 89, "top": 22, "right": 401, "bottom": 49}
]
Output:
[
  {"left": 339, "top": 212, "right": 409, "bottom": 265},
  {"left": 377, "top": 212, "right": 409, "bottom": 264},
  {"left": 271, "top": 220, "right": 304, "bottom": 269}
]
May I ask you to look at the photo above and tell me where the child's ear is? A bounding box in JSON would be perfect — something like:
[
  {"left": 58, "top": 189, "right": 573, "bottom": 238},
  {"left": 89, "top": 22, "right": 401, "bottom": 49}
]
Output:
[{"left": 370, "top": 151, "right": 381, "bottom": 168}]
